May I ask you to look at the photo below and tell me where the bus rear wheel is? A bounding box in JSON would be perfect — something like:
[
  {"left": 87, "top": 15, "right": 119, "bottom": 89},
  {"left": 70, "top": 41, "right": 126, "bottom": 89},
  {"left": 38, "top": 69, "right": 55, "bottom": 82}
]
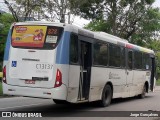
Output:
[
  {"left": 139, "top": 84, "right": 147, "bottom": 99},
  {"left": 99, "top": 84, "right": 112, "bottom": 107}
]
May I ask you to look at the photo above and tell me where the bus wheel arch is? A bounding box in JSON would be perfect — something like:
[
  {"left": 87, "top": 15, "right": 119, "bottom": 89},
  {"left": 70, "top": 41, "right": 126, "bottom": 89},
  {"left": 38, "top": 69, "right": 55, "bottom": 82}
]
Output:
[
  {"left": 145, "top": 81, "right": 149, "bottom": 93},
  {"left": 99, "top": 82, "right": 113, "bottom": 107},
  {"left": 139, "top": 81, "right": 148, "bottom": 99},
  {"left": 53, "top": 99, "right": 69, "bottom": 104}
]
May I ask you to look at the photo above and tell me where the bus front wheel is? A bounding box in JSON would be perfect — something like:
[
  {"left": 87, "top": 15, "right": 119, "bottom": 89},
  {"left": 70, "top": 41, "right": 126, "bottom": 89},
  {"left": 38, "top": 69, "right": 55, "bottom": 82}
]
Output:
[{"left": 99, "top": 84, "right": 113, "bottom": 107}]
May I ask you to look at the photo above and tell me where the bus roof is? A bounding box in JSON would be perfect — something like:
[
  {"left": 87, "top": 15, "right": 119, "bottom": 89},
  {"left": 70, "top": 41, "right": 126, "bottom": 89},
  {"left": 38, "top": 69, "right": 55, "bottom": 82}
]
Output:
[
  {"left": 66, "top": 24, "right": 154, "bottom": 55},
  {"left": 13, "top": 21, "right": 65, "bottom": 27},
  {"left": 12, "top": 21, "right": 155, "bottom": 55}
]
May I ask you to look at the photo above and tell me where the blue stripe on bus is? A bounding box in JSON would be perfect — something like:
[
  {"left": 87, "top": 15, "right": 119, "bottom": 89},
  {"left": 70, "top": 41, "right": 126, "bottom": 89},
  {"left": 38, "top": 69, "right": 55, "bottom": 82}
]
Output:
[
  {"left": 56, "top": 31, "right": 70, "bottom": 64},
  {"left": 4, "top": 29, "right": 12, "bottom": 61}
]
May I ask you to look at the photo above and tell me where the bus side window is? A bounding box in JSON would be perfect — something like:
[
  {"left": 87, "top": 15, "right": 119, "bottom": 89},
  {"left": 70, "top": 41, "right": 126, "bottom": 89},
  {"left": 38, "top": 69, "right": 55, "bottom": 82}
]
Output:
[
  {"left": 128, "top": 51, "right": 133, "bottom": 69},
  {"left": 134, "top": 51, "right": 142, "bottom": 69},
  {"left": 109, "top": 44, "right": 121, "bottom": 67},
  {"left": 70, "top": 34, "right": 78, "bottom": 64},
  {"left": 143, "top": 53, "right": 150, "bottom": 70},
  {"left": 93, "top": 42, "right": 108, "bottom": 66}
]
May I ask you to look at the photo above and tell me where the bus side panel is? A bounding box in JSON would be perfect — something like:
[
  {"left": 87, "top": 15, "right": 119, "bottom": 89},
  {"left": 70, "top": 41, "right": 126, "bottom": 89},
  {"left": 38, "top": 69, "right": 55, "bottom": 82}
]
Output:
[
  {"left": 4, "top": 29, "right": 12, "bottom": 61},
  {"left": 56, "top": 31, "right": 70, "bottom": 64},
  {"left": 67, "top": 65, "right": 80, "bottom": 103},
  {"left": 89, "top": 67, "right": 108, "bottom": 101},
  {"left": 2, "top": 29, "right": 12, "bottom": 94},
  {"left": 131, "top": 70, "right": 146, "bottom": 96},
  {"left": 108, "top": 68, "right": 127, "bottom": 98},
  {"left": 55, "top": 31, "right": 70, "bottom": 87},
  {"left": 90, "top": 67, "right": 127, "bottom": 101}
]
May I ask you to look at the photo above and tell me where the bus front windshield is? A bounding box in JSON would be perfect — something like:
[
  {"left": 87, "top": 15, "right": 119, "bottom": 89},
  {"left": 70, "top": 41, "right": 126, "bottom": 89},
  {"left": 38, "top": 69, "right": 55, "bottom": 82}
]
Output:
[{"left": 11, "top": 25, "right": 63, "bottom": 50}]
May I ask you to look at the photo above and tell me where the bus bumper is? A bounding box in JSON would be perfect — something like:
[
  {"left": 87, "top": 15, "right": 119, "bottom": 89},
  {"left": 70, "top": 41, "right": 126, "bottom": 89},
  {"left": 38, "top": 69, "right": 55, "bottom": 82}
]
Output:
[{"left": 2, "top": 83, "right": 67, "bottom": 100}]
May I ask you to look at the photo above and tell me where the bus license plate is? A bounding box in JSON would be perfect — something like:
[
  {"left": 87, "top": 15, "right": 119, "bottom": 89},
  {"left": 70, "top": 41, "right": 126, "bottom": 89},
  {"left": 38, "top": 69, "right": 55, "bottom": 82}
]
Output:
[{"left": 25, "top": 80, "right": 35, "bottom": 84}]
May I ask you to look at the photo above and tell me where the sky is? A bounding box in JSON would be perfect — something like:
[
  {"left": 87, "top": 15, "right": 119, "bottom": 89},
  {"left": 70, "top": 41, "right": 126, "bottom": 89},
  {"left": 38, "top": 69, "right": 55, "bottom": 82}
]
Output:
[
  {"left": 152, "top": 0, "right": 160, "bottom": 7},
  {"left": 0, "top": 0, "right": 160, "bottom": 27}
]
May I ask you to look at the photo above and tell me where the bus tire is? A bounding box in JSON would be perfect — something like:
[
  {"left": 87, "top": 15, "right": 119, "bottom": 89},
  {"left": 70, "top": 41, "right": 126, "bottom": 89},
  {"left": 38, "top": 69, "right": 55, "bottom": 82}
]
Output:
[
  {"left": 53, "top": 99, "right": 68, "bottom": 104},
  {"left": 139, "top": 84, "right": 147, "bottom": 99},
  {"left": 99, "top": 84, "right": 112, "bottom": 107}
]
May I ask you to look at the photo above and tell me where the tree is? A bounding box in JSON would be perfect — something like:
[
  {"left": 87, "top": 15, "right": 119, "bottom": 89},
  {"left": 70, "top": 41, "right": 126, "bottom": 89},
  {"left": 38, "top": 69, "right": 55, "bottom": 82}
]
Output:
[
  {"left": 156, "top": 52, "right": 160, "bottom": 79},
  {"left": 0, "top": 13, "right": 14, "bottom": 61},
  {"left": 130, "top": 7, "right": 160, "bottom": 46},
  {"left": 148, "top": 40, "right": 160, "bottom": 79},
  {"left": 71, "top": 0, "right": 160, "bottom": 46},
  {"left": 4, "top": 0, "right": 74, "bottom": 23},
  {"left": 45, "top": 0, "right": 70, "bottom": 23},
  {"left": 4, "top": 0, "right": 46, "bottom": 21}
]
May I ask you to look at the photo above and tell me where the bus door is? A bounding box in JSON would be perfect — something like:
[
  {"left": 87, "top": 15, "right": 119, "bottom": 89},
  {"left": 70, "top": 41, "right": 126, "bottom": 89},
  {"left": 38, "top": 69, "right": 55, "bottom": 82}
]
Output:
[
  {"left": 126, "top": 50, "right": 134, "bottom": 96},
  {"left": 78, "top": 41, "right": 92, "bottom": 101},
  {"left": 150, "top": 56, "right": 155, "bottom": 91}
]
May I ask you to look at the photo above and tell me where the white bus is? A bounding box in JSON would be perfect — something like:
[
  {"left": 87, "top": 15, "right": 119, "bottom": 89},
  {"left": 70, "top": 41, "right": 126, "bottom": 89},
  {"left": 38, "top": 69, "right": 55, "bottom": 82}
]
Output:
[{"left": 2, "top": 21, "right": 155, "bottom": 107}]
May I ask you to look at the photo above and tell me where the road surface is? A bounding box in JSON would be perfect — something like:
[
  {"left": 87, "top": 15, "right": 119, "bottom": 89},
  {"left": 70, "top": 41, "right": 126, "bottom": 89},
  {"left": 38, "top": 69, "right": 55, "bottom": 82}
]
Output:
[{"left": 0, "top": 88, "right": 160, "bottom": 120}]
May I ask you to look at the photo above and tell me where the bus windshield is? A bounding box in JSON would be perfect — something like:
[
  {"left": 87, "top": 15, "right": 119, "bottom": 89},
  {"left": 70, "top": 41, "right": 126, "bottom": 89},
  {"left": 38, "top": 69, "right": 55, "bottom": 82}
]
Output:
[{"left": 11, "top": 25, "right": 63, "bottom": 49}]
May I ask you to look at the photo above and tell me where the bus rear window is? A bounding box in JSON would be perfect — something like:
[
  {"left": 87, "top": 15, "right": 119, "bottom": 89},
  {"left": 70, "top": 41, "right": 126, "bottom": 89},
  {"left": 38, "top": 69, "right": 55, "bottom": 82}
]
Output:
[{"left": 11, "top": 25, "right": 63, "bottom": 49}]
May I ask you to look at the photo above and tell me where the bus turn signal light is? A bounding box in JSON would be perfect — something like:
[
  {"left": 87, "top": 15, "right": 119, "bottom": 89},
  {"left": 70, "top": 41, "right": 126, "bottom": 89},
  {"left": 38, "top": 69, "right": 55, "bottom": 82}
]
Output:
[
  {"left": 54, "top": 69, "right": 62, "bottom": 88},
  {"left": 3, "top": 66, "right": 7, "bottom": 84}
]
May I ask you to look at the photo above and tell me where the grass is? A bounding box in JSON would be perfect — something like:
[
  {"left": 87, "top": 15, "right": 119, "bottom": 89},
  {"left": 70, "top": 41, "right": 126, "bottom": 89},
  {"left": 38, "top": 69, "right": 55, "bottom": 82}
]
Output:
[{"left": 156, "top": 79, "right": 160, "bottom": 86}]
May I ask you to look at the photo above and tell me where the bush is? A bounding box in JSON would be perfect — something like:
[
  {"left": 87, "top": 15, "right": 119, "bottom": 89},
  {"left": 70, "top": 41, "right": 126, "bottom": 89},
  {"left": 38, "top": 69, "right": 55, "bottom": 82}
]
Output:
[
  {"left": 156, "top": 79, "right": 160, "bottom": 86},
  {"left": 0, "top": 61, "right": 2, "bottom": 72}
]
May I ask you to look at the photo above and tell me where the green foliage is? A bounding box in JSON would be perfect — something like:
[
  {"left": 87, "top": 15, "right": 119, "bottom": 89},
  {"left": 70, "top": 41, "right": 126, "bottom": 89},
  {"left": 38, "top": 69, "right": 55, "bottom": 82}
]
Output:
[
  {"left": 0, "top": 13, "right": 14, "bottom": 61},
  {"left": 147, "top": 40, "right": 160, "bottom": 51},
  {"left": 84, "top": 20, "right": 107, "bottom": 32},
  {"left": 72, "top": 0, "right": 104, "bottom": 20},
  {"left": 76, "top": 0, "right": 160, "bottom": 46},
  {"left": 79, "top": 0, "right": 160, "bottom": 79},
  {"left": 130, "top": 8, "right": 160, "bottom": 46},
  {"left": 147, "top": 40, "right": 160, "bottom": 79},
  {"left": 0, "top": 36, "right": 3, "bottom": 40},
  {"left": 0, "top": 13, "right": 14, "bottom": 34},
  {"left": 156, "top": 79, "right": 160, "bottom": 86},
  {"left": 156, "top": 52, "right": 160, "bottom": 78},
  {"left": 5, "top": 0, "right": 71, "bottom": 22},
  {"left": 4, "top": 0, "right": 46, "bottom": 21}
]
